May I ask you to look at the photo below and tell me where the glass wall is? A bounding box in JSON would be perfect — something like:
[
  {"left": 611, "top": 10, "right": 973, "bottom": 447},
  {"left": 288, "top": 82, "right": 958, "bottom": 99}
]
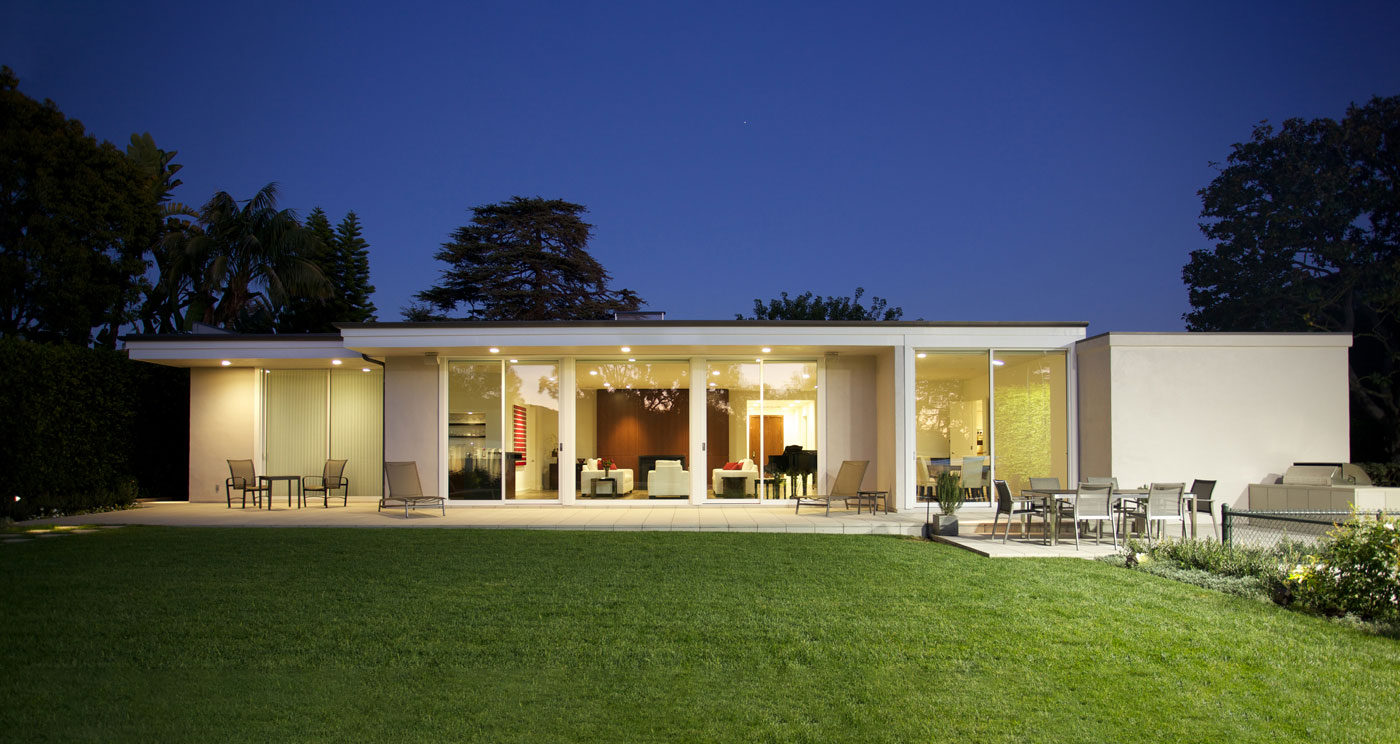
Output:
[
  {"left": 263, "top": 367, "right": 382, "bottom": 497},
  {"left": 447, "top": 361, "right": 504, "bottom": 500},
  {"left": 575, "top": 360, "right": 690, "bottom": 499},
  {"left": 705, "top": 360, "right": 817, "bottom": 500},
  {"left": 992, "top": 351, "right": 1068, "bottom": 495},
  {"left": 914, "top": 352, "right": 991, "bottom": 501},
  {"left": 505, "top": 361, "right": 559, "bottom": 500}
]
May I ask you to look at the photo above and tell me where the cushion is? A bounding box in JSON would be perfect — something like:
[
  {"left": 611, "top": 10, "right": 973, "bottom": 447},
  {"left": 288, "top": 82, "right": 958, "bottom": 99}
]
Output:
[
  {"left": 657, "top": 460, "right": 680, "bottom": 469},
  {"left": 586, "top": 458, "right": 598, "bottom": 469},
  {"left": 722, "top": 461, "right": 741, "bottom": 470}
]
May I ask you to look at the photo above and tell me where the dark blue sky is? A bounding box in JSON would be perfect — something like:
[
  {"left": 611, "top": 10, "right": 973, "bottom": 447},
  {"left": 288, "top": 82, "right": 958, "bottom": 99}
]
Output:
[{"left": 7, "top": 1, "right": 1399, "bottom": 331}]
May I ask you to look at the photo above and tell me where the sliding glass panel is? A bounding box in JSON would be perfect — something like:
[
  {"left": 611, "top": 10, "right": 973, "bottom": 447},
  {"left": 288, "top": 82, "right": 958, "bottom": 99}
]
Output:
[
  {"left": 264, "top": 370, "right": 328, "bottom": 492},
  {"left": 762, "top": 362, "right": 818, "bottom": 499},
  {"left": 992, "top": 351, "right": 1068, "bottom": 495},
  {"left": 706, "top": 361, "right": 761, "bottom": 499},
  {"left": 914, "top": 352, "right": 991, "bottom": 501},
  {"left": 576, "top": 360, "right": 690, "bottom": 499},
  {"left": 330, "top": 367, "right": 383, "bottom": 497},
  {"left": 447, "top": 361, "right": 503, "bottom": 500},
  {"left": 505, "top": 361, "right": 559, "bottom": 500}
]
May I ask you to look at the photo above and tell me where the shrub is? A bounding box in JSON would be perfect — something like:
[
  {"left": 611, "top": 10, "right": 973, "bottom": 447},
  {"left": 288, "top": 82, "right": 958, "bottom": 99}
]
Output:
[
  {"left": 1356, "top": 462, "right": 1400, "bottom": 487},
  {"left": 1124, "top": 536, "right": 1308, "bottom": 579},
  {"left": 1287, "top": 514, "right": 1400, "bottom": 623}
]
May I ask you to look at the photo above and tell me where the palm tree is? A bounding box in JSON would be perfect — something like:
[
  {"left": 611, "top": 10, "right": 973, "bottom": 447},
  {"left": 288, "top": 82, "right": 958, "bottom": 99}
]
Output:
[{"left": 173, "top": 183, "right": 329, "bottom": 331}]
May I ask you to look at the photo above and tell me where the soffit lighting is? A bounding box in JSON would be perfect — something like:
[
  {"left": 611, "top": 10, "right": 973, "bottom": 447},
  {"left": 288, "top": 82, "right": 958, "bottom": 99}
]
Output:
[
  {"left": 916, "top": 353, "right": 927, "bottom": 359},
  {"left": 489, "top": 347, "right": 500, "bottom": 353},
  {"left": 620, "top": 346, "right": 631, "bottom": 352},
  {"left": 332, "top": 359, "right": 342, "bottom": 365},
  {"left": 709, "top": 382, "right": 717, "bottom": 387},
  {"left": 509, "top": 359, "right": 518, "bottom": 363},
  {"left": 628, "top": 358, "right": 636, "bottom": 362},
  {"left": 992, "top": 359, "right": 1005, "bottom": 366},
  {"left": 220, "top": 360, "right": 231, "bottom": 366},
  {"left": 361, "top": 368, "right": 371, "bottom": 372},
  {"left": 761, "top": 347, "right": 772, "bottom": 353}
]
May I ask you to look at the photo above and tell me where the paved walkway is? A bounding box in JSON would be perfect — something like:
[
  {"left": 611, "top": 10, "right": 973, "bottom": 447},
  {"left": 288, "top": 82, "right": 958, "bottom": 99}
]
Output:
[{"left": 17, "top": 500, "right": 1122, "bottom": 559}]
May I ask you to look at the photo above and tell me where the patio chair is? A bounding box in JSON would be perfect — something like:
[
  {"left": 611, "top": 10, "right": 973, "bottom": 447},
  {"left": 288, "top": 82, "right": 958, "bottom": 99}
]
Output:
[
  {"left": 225, "top": 459, "right": 270, "bottom": 509},
  {"left": 1144, "top": 482, "right": 1186, "bottom": 545},
  {"left": 992, "top": 479, "right": 1043, "bottom": 544},
  {"left": 380, "top": 461, "right": 445, "bottom": 517},
  {"left": 794, "top": 460, "right": 869, "bottom": 515},
  {"left": 1189, "top": 478, "right": 1218, "bottom": 540},
  {"left": 1063, "top": 482, "right": 1117, "bottom": 550},
  {"left": 302, "top": 459, "right": 349, "bottom": 508},
  {"left": 960, "top": 457, "right": 988, "bottom": 502}
]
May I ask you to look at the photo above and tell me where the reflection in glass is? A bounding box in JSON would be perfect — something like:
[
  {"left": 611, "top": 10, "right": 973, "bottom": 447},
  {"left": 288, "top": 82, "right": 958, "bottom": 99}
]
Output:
[
  {"left": 992, "top": 351, "right": 1068, "bottom": 495},
  {"left": 576, "top": 360, "right": 690, "bottom": 499},
  {"left": 914, "top": 352, "right": 991, "bottom": 499},
  {"left": 705, "top": 361, "right": 817, "bottom": 500},
  {"left": 506, "top": 362, "right": 559, "bottom": 500},
  {"left": 447, "top": 361, "right": 502, "bottom": 500}
]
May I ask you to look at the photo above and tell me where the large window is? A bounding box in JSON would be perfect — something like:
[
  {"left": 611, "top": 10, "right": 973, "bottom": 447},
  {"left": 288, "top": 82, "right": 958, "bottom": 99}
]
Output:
[
  {"left": 447, "top": 359, "right": 560, "bottom": 501},
  {"left": 992, "top": 351, "right": 1068, "bottom": 494},
  {"left": 705, "top": 360, "right": 817, "bottom": 500},
  {"left": 575, "top": 360, "right": 690, "bottom": 499},
  {"left": 263, "top": 367, "right": 383, "bottom": 496},
  {"left": 914, "top": 352, "right": 991, "bottom": 499}
]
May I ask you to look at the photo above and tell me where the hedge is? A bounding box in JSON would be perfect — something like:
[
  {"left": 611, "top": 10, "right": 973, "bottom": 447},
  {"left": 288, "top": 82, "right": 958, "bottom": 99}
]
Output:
[{"left": 0, "top": 338, "right": 188, "bottom": 520}]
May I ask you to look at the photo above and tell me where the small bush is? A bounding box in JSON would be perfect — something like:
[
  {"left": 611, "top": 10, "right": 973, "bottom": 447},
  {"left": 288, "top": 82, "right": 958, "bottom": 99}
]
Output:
[
  {"left": 1287, "top": 514, "right": 1400, "bottom": 623},
  {"left": 1124, "top": 536, "right": 1308, "bottom": 580},
  {"left": 1356, "top": 462, "right": 1400, "bottom": 487}
]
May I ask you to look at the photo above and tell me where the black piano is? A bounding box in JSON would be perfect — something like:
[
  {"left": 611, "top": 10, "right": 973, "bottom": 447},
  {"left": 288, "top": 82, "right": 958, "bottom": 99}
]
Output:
[{"left": 767, "top": 445, "right": 817, "bottom": 496}]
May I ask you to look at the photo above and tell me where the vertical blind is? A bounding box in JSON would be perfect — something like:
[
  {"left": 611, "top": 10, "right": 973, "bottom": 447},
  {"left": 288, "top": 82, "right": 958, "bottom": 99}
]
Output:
[
  {"left": 264, "top": 370, "right": 329, "bottom": 485},
  {"left": 331, "top": 368, "right": 383, "bottom": 496},
  {"left": 264, "top": 368, "right": 384, "bottom": 497}
]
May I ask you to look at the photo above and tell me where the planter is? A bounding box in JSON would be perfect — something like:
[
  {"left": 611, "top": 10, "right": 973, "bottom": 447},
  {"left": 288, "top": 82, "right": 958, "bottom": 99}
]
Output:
[{"left": 936, "top": 514, "right": 959, "bottom": 536}]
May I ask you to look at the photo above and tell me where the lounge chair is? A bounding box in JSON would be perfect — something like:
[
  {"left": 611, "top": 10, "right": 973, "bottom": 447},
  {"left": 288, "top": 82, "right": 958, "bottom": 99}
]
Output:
[
  {"left": 380, "top": 461, "right": 445, "bottom": 517},
  {"left": 302, "top": 459, "right": 349, "bottom": 507},
  {"left": 794, "top": 460, "right": 869, "bottom": 515}
]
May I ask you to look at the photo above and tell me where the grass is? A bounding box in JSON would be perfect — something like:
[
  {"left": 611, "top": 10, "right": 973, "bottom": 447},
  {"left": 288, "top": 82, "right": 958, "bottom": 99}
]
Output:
[{"left": 2, "top": 527, "right": 1397, "bottom": 743}]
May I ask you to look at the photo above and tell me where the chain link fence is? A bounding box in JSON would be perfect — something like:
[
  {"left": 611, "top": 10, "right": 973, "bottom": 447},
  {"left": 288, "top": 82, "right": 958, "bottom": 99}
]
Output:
[{"left": 1221, "top": 506, "right": 1398, "bottom": 550}]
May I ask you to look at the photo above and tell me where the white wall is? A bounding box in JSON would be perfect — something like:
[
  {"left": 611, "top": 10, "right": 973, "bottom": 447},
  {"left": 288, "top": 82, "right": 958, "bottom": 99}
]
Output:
[
  {"left": 384, "top": 356, "right": 441, "bottom": 496},
  {"left": 190, "top": 367, "right": 258, "bottom": 503},
  {"left": 823, "top": 354, "right": 877, "bottom": 493},
  {"left": 1077, "top": 333, "right": 1351, "bottom": 510}
]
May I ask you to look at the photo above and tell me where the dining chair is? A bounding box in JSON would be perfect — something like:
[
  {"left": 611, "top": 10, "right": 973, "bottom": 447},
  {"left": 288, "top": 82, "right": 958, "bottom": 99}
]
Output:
[
  {"left": 1064, "top": 482, "right": 1116, "bottom": 549},
  {"left": 225, "top": 459, "right": 270, "bottom": 509},
  {"left": 1189, "top": 479, "right": 1218, "bottom": 539},
  {"left": 960, "top": 457, "right": 987, "bottom": 502},
  {"left": 302, "top": 458, "right": 349, "bottom": 507},
  {"left": 1144, "top": 482, "right": 1187, "bottom": 545},
  {"left": 992, "top": 479, "right": 1042, "bottom": 544},
  {"left": 915, "top": 455, "right": 933, "bottom": 501}
]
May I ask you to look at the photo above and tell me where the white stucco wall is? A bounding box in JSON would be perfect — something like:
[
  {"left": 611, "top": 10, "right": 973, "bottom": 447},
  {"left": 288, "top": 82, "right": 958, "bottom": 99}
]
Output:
[
  {"left": 190, "top": 367, "right": 258, "bottom": 503},
  {"left": 1076, "top": 333, "right": 1352, "bottom": 511},
  {"left": 823, "top": 354, "right": 877, "bottom": 494},
  {"left": 383, "top": 356, "right": 441, "bottom": 496}
]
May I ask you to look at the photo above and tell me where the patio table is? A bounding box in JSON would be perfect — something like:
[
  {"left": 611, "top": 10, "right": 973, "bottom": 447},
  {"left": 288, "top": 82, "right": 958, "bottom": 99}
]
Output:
[{"left": 258, "top": 475, "right": 301, "bottom": 510}]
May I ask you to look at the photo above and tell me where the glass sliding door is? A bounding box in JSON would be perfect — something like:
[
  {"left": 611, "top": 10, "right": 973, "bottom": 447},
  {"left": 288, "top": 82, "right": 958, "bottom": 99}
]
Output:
[
  {"left": 263, "top": 368, "right": 383, "bottom": 499},
  {"left": 505, "top": 361, "right": 559, "bottom": 500},
  {"left": 575, "top": 360, "right": 690, "bottom": 499},
  {"left": 705, "top": 360, "right": 818, "bottom": 500},
  {"left": 447, "top": 361, "right": 503, "bottom": 500},
  {"left": 914, "top": 352, "right": 992, "bottom": 502},
  {"left": 991, "top": 350, "right": 1068, "bottom": 495}
]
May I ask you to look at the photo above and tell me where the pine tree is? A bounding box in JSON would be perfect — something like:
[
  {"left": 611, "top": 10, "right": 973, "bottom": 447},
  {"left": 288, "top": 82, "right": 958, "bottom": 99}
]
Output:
[
  {"left": 333, "top": 212, "right": 376, "bottom": 323},
  {"left": 275, "top": 207, "right": 338, "bottom": 332}
]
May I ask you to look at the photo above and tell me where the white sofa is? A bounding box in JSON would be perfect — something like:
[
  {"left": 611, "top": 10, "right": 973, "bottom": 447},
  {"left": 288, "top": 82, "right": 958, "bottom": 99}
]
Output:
[
  {"left": 711, "top": 458, "right": 759, "bottom": 497},
  {"left": 646, "top": 459, "right": 688, "bottom": 497},
  {"left": 580, "top": 458, "right": 634, "bottom": 495}
]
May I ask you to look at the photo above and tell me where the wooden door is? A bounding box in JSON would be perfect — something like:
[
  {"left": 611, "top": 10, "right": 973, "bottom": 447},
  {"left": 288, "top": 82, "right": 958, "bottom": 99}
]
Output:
[{"left": 748, "top": 415, "right": 785, "bottom": 463}]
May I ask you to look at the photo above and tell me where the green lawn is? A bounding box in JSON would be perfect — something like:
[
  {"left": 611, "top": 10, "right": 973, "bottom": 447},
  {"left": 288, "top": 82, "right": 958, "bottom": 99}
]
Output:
[{"left": 1, "top": 527, "right": 1396, "bottom": 743}]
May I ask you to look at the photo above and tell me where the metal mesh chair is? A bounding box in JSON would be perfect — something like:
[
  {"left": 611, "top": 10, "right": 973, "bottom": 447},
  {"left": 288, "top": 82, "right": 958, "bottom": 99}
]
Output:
[
  {"left": 380, "top": 461, "right": 445, "bottom": 517},
  {"left": 303, "top": 459, "right": 349, "bottom": 507},
  {"left": 225, "top": 459, "right": 270, "bottom": 509},
  {"left": 795, "top": 460, "right": 869, "bottom": 515},
  {"left": 1189, "top": 478, "right": 1218, "bottom": 539},
  {"left": 992, "top": 479, "right": 1043, "bottom": 543},
  {"left": 1145, "top": 482, "right": 1186, "bottom": 545},
  {"left": 1064, "top": 482, "right": 1117, "bottom": 549},
  {"left": 960, "top": 457, "right": 988, "bottom": 502}
]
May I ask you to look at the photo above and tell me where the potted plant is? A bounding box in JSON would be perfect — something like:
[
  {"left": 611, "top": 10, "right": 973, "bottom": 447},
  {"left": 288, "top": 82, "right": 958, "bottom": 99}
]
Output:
[
  {"left": 597, "top": 457, "right": 615, "bottom": 477},
  {"left": 933, "top": 472, "right": 963, "bottom": 536}
]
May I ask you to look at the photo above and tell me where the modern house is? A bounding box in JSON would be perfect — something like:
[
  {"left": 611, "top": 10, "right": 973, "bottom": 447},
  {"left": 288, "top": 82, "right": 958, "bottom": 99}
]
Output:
[{"left": 123, "top": 321, "right": 1353, "bottom": 514}]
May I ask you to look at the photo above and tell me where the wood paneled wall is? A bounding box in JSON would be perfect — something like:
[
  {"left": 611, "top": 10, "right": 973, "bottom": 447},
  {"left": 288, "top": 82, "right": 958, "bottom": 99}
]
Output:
[{"left": 594, "top": 388, "right": 733, "bottom": 481}]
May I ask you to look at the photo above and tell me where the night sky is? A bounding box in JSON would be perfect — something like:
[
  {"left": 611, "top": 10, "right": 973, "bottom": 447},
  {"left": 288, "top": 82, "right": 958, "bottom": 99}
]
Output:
[{"left": 7, "top": 1, "right": 1399, "bottom": 332}]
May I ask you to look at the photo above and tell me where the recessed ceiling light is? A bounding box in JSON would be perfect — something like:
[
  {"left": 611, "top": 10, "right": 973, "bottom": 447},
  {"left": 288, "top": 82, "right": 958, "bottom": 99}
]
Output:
[
  {"left": 627, "top": 358, "right": 636, "bottom": 362},
  {"left": 755, "top": 358, "right": 762, "bottom": 362},
  {"left": 916, "top": 352, "right": 927, "bottom": 359},
  {"left": 489, "top": 347, "right": 500, "bottom": 353},
  {"left": 220, "top": 360, "right": 231, "bottom": 366},
  {"left": 264, "top": 370, "right": 271, "bottom": 374},
  {"left": 802, "top": 374, "right": 810, "bottom": 379},
  {"left": 625, "top": 385, "right": 632, "bottom": 389},
  {"left": 589, "top": 370, "right": 598, "bottom": 376},
  {"left": 509, "top": 359, "right": 518, "bottom": 363},
  {"left": 992, "top": 359, "right": 1005, "bottom": 366},
  {"left": 711, "top": 370, "right": 720, "bottom": 376},
  {"left": 761, "top": 347, "right": 771, "bottom": 353},
  {"left": 709, "top": 382, "right": 717, "bottom": 387},
  {"left": 331, "top": 359, "right": 342, "bottom": 365},
  {"left": 620, "top": 346, "right": 631, "bottom": 352},
  {"left": 603, "top": 382, "right": 611, "bottom": 387},
  {"left": 361, "top": 368, "right": 371, "bottom": 372}
]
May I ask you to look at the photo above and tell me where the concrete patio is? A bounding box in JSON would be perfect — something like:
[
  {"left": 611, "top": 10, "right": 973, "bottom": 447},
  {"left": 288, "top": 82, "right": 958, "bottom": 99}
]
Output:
[{"left": 18, "top": 500, "right": 1124, "bottom": 558}]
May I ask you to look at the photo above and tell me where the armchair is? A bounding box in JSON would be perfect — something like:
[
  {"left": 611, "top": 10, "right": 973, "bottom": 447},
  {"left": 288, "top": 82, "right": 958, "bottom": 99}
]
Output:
[
  {"left": 711, "top": 458, "right": 758, "bottom": 497},
  {"left": 646, "top": 459, "right": 688, "bottom": 498}
]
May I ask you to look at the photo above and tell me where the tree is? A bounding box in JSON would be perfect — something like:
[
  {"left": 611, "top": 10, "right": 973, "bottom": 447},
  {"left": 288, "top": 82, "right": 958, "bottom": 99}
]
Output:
[
  {"left": 739, "top": 287, "right": 904, "bottom": 321},
  {"left": 413, "top": 196, "right": 641, "bottom": 321},
  {"left": 276, "top": 209, "right": 378, "bottom": 332},
  {"left": 0, "top": 66, "right": 158, "bottom": 346},
  {"left": 171, "top": 183, "right": 329, "bottom": 332},
  {"left": 125, "top": 132, "right": 199, "bottom": 335},
  {"left": 332, "top": 211, "right": 376, "bottom": 323},
  {"left": 1183, "top": 95, "right": 1400, "bottom": 461}
]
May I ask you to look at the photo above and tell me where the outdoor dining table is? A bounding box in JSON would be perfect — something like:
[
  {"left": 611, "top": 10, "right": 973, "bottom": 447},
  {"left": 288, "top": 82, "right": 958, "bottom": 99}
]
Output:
[
  {"left": 1020, "top": 488, "right": 1198, "bottom": 545},
  {"left": 258, "top": 475, "right": 301, "bottom": 510}
]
